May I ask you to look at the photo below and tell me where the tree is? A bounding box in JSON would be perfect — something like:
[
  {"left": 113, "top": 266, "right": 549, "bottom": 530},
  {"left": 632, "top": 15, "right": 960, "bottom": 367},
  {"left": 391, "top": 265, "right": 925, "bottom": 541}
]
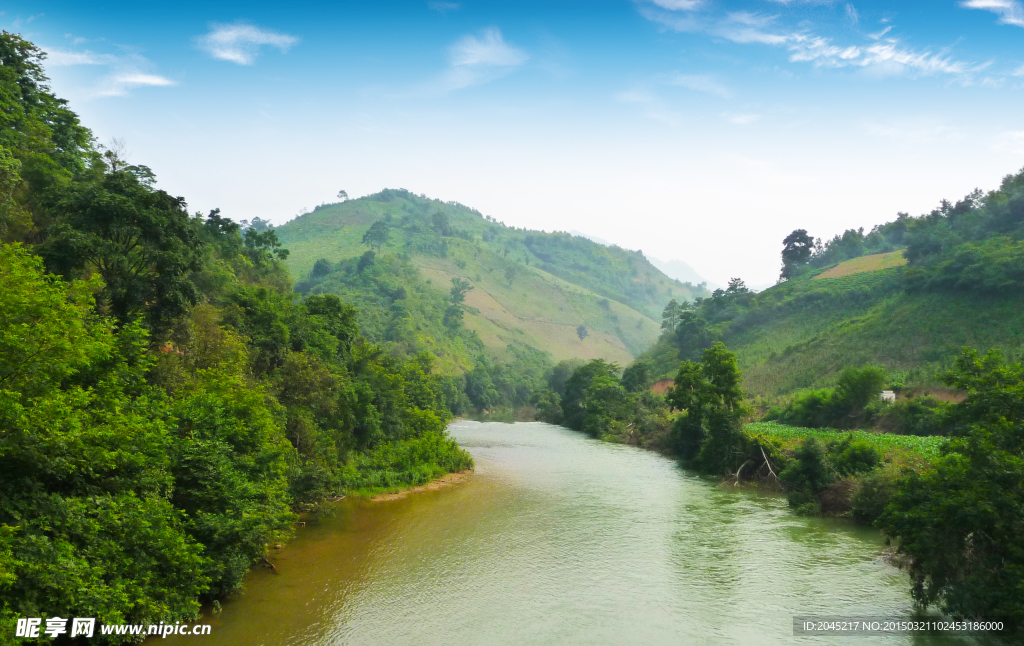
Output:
[
  {"left": 443, "top": 278, "right": 473, "bottom": 330},
  {"left": 667, "top": 342, "right": 745, "bottom": 471},
  {"left": 661, "top": 299, "right": 683, "bottom": 331},
  {"left": 449, "top": 277, "right": 472, "bottom": 305},
  {"left": 41, "top": 168, "right": 203, "bottom": 331},
  {"left": 576, "top": 324, "right": 589, "bottom": 341},
  {"left": 561, "top": 359, "right": 618, "bottom": 431},
  {"left": 337, "top": 189, "right": 348, "bottom": 200},
  {"left": 672, "top": 311, "right": 711, "bottom": 361},
  {"left": 726, "top": 277, "right": 749, "bottom": 294},
  {"left": 879, "top": 348, "right": 1024, "bottom": 632},
  {"left": 244, "top": 226, "right": 290, "bottom": 265},
  {"left": 621, "top": 361, "right": 651, "bottom": 393},
  {"left": 431, "top": 211, "right": 452, "bottom": 237},
  {"left": 361, "top": 220, "right": 391, "bottom": 253},
  {"left": 780, "top": 229, "right": 815, "bottom": 280}
]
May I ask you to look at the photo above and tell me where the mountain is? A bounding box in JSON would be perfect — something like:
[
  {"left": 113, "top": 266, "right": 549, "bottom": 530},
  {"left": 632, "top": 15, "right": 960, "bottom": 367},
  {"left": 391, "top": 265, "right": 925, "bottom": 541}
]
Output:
[
  {"left": 647, "top": 256, "right": 717, "bottom": 290},
  {"left": 566, "top": 232, "right": 716, "bottom": 290},
  {"left": 640, "top": 167, "right": 1024, "bottom": 399},
  {"left": 276, "top": 189, "right": 711, "bottom": 372}
]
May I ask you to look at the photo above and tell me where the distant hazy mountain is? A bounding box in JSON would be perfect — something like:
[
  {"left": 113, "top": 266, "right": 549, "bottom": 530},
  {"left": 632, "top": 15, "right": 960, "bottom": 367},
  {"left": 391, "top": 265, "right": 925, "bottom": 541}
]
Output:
[
  {"left": 647, "top": 257, "right": 718, "bottom": 290},
  {"left": 568, "top": 230, "right": 717, "bottom": 290}
]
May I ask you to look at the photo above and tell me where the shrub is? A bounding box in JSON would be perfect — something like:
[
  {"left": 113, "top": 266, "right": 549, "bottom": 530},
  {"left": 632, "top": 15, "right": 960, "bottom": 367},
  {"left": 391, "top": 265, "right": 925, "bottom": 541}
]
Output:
[
  {"left": 873, "top": 396, "right": 949, "bottom": 435},
  {"left": 780, "top": 438, "right": 835, "bottom": 514},
  {"left": 851, "top": 469, "right": 898, "bottom": 524},
  {"left": 829, "top": 435, "right": 882, "bottom": 476}
]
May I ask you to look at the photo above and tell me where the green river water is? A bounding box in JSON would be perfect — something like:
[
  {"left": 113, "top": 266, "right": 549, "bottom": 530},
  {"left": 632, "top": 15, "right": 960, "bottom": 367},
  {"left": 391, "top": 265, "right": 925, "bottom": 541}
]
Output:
[{"left": 161, "top": 421, "right": 971, "bottom": 646}]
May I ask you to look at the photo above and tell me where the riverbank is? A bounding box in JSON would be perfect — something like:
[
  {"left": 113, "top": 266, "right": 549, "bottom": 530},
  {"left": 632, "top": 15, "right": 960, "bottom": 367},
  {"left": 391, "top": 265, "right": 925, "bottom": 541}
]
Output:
[{"left": 368, "top": 469, "right": 474, "bottom": 501}]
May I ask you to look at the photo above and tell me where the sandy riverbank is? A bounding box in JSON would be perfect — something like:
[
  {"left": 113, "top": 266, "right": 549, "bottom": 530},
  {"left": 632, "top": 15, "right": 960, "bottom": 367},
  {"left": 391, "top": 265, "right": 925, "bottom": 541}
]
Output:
[{"left": 369, "top": 469, "right": 474, "bottom": 502}]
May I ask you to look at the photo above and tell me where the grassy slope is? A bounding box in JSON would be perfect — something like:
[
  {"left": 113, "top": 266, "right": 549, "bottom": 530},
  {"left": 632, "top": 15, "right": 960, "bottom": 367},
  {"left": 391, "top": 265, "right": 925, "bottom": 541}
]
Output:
[
  {"left": 813, "top": 250, "right": 907, "bottom": 279},
  {"left": 278, "top": 191, "right": 697, "bottom": 366},
  {"left": 642, "top": 256, "right": 1024, "bottom": 398}
]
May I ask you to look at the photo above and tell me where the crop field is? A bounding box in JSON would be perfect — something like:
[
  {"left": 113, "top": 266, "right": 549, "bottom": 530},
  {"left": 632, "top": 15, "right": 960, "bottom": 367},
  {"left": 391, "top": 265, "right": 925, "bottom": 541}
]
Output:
[
  {"left": 813, "top": 250, "right": 907, "bottom": 280},
  {"left": 745, "top": 421, "right": 948, "bottom": 462}
]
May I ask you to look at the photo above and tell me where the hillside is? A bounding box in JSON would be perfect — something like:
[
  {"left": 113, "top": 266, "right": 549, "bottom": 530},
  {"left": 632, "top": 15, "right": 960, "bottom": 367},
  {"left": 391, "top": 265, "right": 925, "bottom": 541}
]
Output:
[
  {"left": 276, "top": 189, "right": 708, "bottom": 369},
  {"left": 641, "top": 168, "right": 1024, "bottom": 399}
]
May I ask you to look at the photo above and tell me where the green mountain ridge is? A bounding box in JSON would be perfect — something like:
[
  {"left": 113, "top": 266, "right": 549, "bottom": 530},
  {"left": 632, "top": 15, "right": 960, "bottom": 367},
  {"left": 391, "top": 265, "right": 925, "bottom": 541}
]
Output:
[
  {"left": 276, "top": 188, "right": 709, "bottom": 370},
  {"left": 640, "top": 168, "right": 1024, "bottom": 401}
]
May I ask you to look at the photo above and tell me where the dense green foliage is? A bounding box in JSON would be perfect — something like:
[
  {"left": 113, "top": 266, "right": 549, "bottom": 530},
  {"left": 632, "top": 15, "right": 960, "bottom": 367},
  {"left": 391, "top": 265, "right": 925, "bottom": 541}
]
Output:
[
  {"left": 532, "top": 358, "right": 671, "bottom": 449},
  {"left": 765, "top": 365, "right": 887, "bottom": 429},
  {"left": 878, "top": 348, "right": 1024, "bottom": 632},
  {"left": 0, "top": 34, "right": 470, "bottom": 643},
  {"left": 666, "top": 343, "right": 746, "bottom": 472}
]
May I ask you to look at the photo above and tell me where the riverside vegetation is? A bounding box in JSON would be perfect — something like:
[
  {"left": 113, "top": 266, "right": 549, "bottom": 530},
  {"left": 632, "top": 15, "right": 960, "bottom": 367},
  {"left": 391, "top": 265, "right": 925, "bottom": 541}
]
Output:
[
  {"left": 0, "top": 33, "right": 472, "bottom": 644},
  {"left": 528, "top": 167, "right": 1024, "bottom": 635},
  {"left": 1, "top": 29, "right": 1023, "bottom": 643}
]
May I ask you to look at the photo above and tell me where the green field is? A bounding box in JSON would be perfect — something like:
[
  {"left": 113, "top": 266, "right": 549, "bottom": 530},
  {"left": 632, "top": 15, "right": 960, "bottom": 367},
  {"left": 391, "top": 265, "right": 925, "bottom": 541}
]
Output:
[
  {"left": 745, "top": 421, "right": 948, "bottom": 462},
  {"left": 813, "top": 250, "right": 907, "bottom": 280}
]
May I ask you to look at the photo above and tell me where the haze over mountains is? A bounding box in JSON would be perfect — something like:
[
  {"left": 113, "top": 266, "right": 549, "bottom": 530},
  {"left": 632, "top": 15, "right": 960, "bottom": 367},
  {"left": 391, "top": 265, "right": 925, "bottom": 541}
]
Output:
[{"left": 568, "top": 230, "right": 718, "bottom": 290}]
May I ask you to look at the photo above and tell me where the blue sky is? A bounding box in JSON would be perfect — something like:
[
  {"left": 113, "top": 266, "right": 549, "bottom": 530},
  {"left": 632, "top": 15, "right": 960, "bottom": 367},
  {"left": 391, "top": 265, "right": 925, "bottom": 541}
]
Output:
[{"left": 4, "top": 0, "right": 1024, "bottom": 285}]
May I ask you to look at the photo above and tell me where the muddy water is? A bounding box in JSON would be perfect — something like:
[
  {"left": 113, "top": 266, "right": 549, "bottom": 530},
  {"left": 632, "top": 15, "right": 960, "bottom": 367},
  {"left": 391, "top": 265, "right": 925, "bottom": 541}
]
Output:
[{"left": 162, "top": 421, "right": 965, "bottom": 645}]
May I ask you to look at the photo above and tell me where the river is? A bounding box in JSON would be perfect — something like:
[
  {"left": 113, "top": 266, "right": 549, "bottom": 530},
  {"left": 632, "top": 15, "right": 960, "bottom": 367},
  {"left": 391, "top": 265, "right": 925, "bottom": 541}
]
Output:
[{"left": 162, "top": 421, "right": 968, "bottom": 645}]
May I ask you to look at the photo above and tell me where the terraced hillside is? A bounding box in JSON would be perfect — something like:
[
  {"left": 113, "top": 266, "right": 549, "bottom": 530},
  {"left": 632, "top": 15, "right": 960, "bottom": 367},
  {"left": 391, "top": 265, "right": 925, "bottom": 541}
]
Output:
[
  {"left": 641, "top": 167, "right": 1024, "bottom": 400},
  {"left": 641, "top": 251, "right": 1024, "bottom": 399},
  {"left": 277, "top": 189, "right": 707, "bottom": 368}
]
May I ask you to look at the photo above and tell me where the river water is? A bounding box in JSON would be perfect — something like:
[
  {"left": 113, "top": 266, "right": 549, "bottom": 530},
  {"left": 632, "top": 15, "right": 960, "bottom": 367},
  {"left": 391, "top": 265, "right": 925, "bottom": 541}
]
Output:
[{"left": 163, "top": 421, "right": 967, "bottom": 646}]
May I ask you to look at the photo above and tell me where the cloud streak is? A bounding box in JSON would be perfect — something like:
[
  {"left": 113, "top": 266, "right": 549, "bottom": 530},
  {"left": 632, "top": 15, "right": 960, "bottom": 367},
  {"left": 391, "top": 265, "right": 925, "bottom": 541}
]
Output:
[
  {"left": 442, "top": 29, "right": 528, "bottom": 90},
  {"left": 42, "top": 46, "right": 175, "bottom": 97},
  {"left": 961, "top": 0, "right": 1024, "bottom": 27},
  {"left": 638, "top": 2, "right": 988, "bottom": 82},
  {"left": 197, "top": 22, "right": 299, "bottom": 65},
  {"left": 427, "top": 1, "right": 461, "bottom": 13},
  {"left": 667, "top": 73, "right": 732, "bottom": 97}
]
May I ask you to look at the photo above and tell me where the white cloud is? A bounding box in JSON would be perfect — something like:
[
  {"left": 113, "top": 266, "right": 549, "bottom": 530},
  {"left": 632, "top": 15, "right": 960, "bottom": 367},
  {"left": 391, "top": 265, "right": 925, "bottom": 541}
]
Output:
[
  {"left": 961, "top": 0, "right": 1024, "bottom": 27},
  {"left": 442, "top": 29, "right": 528, "bottom": 90},
  {"left": 1013, "top": 63, "right": 1024, "bottom": 75},
  {"left": 863, "top": 120, "right": 966, "bottom": 144},
  {"left": 668, "top": 73, "right": 732, "bottom": 97},
  {"left": 845, "top": 3, "right": 859, "bottom": 24},
  {"left": 451, "top": 29, "right": 528, "bottom": 67},
  {"left": 714, "top": 12, "right": 790, "bottom": 45},
  {"left": 45, "top": 48, "right": 116, "bottom": 66},
  {"left": 724, "top": 112, "right": 760, "bottom": 125},
  {"left": 197, "top": 22, "right": 299, "bottom": 65},
  {"left": 650, "top": 0, "right": 701, "bottom": 9},
  {"left": 994, "top": 130, "right": 1024, "bottom": 154},
  {"left": 636, "top": 3, "right": 990, "bottom": 83},
  {"left": 41, "top": 46, "right": 175, "bottom": 98},
  {"left": 97, "top": 73, "right": 176, "bottom": 98},
  {"left": 428, "top": 2, "right": 460, "bottom": 13},
  {"left": 614, "top": 89, "right": 682, "bottom": 126}
]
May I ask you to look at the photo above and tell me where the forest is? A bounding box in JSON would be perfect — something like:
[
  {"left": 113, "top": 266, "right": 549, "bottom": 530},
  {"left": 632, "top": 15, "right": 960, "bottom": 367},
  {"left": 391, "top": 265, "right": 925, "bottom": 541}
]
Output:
[{"left": 0, "top": 32, "right": 472, "bottom": 642}]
